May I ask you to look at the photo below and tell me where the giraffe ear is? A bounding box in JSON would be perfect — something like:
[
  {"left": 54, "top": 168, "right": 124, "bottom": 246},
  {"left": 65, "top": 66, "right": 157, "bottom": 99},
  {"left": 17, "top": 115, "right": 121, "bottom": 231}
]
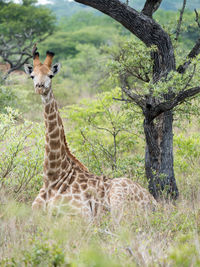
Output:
[
  {"left": 51, "top": 63, "right": 61, "bottom": 75},
  {"left": 24, "top": 64, "right": 33, "bottom": 75}
]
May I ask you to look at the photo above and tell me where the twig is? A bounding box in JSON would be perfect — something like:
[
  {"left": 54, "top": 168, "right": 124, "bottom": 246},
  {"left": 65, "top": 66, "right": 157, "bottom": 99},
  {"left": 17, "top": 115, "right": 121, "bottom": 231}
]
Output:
[
  {"left": 181, "top": 64, "right": 196, "bottom": 91},
  {"left": 194, "top": 8, "right": 200, "bottom": 28},
  {"left": 175, "top": 0, "right": 187, "bottom": 41},
  {"left": 125, "top": 246, "right": 134, "bottom": 257},
  {"left": 32, "top": 43, "right": 38, "bottom": 57},
  {"left": 80, "top": 130, "right": 102, "bottom": 173},
  {"left": 177, "top": 37, "right": 200, "bottom": 74},
  {"left": 98, "top": 228, "right": 118, "bottom": 237},
  {"left": 113, "top": 97, "right": 132, "bottom": 103}
]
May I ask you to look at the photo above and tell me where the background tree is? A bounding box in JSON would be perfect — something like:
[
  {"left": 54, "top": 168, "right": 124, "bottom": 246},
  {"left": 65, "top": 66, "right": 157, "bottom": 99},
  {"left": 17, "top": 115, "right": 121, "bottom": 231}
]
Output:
[
  {"left": 0, "top": 0, "right": 56, "bottom": 78},
  {"left": 74, "top": 0, "right": 200, "bottom": 200}
]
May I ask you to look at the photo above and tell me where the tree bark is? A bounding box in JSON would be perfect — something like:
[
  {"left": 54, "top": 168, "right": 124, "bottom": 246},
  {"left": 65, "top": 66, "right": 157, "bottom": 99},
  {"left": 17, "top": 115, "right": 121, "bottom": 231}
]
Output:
[{"left": 144, "top": 111, "right": 178, "bottom": 199}]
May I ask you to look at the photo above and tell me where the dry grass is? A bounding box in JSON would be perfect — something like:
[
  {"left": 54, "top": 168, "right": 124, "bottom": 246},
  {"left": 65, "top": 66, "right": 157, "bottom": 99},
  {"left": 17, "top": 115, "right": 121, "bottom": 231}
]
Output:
[{"left": 1, "top": 191, "right": 200, "bottom": 266}]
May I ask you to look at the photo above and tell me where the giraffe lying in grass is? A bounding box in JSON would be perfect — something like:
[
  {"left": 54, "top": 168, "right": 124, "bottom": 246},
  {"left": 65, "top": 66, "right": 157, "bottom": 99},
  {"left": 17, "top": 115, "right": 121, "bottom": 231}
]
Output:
[{"left": 24, "top": 48, "right": 157, "bottom": 222}]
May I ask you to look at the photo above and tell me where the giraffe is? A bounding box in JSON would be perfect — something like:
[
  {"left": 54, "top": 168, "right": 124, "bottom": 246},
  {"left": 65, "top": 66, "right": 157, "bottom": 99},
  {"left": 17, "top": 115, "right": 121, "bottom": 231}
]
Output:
[{"left": 24, "top": 48, "right": 157, "bottom": 221}]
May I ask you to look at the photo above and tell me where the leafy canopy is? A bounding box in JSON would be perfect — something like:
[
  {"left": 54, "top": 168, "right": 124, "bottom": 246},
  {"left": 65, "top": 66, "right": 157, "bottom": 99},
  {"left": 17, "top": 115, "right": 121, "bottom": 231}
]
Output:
[{"left": 0, "top": 1, "right": 56, "bottom": 39}]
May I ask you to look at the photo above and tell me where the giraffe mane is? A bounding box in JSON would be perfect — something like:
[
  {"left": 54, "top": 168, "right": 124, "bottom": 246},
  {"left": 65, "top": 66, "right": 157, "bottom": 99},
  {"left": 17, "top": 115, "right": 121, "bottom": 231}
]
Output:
[{"left": 62, "top": 131, "right": 89, "bottom": 172}]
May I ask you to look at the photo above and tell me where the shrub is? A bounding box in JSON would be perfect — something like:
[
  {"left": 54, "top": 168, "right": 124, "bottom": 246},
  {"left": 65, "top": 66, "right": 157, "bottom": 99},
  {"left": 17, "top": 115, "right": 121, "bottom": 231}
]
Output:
[{"left": 0, "top": 108, "right": 44, "bottom": 201}]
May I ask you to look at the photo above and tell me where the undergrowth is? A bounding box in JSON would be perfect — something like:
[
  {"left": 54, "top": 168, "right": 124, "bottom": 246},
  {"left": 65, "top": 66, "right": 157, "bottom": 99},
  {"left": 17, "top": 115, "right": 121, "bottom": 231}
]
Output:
[{"left": 1, "top": 196, "right": 200, "bottom": 266}]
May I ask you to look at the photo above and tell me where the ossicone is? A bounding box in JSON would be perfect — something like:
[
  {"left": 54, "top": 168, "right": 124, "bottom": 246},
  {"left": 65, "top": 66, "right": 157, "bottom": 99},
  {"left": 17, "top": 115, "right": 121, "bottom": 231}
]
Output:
[
  {"left": 44, "top": 50, "right": 55, "bottom": 67},
  {"left": 46, "top": 51, "right": 55, "bottom": 57}
]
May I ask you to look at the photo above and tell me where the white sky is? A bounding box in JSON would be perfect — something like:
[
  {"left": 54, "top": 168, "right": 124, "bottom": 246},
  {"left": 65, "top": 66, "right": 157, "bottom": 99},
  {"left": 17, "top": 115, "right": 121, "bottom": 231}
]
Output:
[
  {"left": 36, "top": 0, "right": 52, "bottom": 4},
  {"left": 37, "top": 0, "right": 52, "bottom": 3},
  {"left": 14, "top": 0, "right": 73, "bottom": 4},
  {"left": 13, "top": 0, "right": 52, "bottom": 3}
]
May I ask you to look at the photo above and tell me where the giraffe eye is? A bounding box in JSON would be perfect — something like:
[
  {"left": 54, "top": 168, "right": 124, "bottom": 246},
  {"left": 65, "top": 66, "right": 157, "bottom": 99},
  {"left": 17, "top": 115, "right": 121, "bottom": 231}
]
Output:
[{"left": 49, "top": 75, "right": 54, "bottom": 79}]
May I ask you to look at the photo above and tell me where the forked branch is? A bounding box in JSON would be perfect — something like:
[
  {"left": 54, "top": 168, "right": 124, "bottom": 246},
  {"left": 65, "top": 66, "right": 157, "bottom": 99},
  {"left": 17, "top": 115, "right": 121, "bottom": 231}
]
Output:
[
  {"left": 149, "top": 86, "right": 200, "bottom": 121},
  {"left": 142, "top": 0, "right": 162, "bottom": 17},
  {"left": 177, "top": 8, "right": 200, "bottom": 74}
]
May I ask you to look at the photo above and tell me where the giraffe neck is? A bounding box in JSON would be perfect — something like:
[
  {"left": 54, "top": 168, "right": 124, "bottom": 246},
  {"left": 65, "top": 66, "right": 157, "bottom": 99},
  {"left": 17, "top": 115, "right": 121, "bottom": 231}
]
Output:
[{"left": 43, "top": 92, "right": 88, "bottom": 186}]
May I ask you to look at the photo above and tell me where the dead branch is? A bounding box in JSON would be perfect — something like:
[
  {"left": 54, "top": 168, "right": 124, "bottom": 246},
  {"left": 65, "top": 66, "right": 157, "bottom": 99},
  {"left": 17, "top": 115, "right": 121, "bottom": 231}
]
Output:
[
  {"left": 175, "top": 0, "right": 187, "bottom": 41},
  {"left": 194, "top": 8, "right": 200, "bottom": 28}
]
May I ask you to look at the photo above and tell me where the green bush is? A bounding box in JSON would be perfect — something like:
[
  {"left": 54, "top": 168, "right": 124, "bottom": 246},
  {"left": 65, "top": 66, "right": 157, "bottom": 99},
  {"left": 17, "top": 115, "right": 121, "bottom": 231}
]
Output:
[
  {"left": 169, "top": 234, "right": 200, "bottom": 267},
  {"left": 0, "top": 108, "right": 44, "bottom": 201},
  {"left": 62, "top": 87, "right": 145, "bottom": 181},
  {"left": 0, "top": 85, "right": 16, "bottom": 113}
]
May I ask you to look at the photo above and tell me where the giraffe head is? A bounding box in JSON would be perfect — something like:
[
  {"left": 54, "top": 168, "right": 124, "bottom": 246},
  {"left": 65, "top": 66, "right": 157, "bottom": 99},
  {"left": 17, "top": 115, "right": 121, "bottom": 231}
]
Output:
[{"left": 24, "top": 49, "right": 61, "bottom": 98}]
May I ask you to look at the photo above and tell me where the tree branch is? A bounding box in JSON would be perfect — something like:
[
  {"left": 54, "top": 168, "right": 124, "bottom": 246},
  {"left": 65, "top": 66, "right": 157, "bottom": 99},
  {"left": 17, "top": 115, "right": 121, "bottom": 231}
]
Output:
[
  {"left": 177, "top": 8, "right": 200, "bottom": 74},
  {"left": 119, "top": 75, "right": 145, "bottom": 109},
  {"left": 177, "top": 37, "right": 200, "bottom": 74},
  {"left": 74, "top": 0, "right": 175, "bottom": 81},
  {"left": 175, "top": 0, "right": 187, "bottom": 41},
  {"left": 149, "top": 86, "right": 200, "bottom": 121},
  {"left": 142, "top": 0, "right": 162, "bottom": 17},
  {"left": 194, "top": 8, "right": 200, "bottom": 28},
  {"left": 74, "top": 0, "right": 168, "bottom": 48},
  {"left": 112, "top": 97, "right": 132, "bottom": 103}
]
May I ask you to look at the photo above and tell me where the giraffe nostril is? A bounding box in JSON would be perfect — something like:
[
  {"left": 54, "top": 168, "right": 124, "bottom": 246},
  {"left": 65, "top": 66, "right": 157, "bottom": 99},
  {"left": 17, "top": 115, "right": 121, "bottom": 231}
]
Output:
[{"left": 37, "top": 83, "right": 44, "bottom": 88}]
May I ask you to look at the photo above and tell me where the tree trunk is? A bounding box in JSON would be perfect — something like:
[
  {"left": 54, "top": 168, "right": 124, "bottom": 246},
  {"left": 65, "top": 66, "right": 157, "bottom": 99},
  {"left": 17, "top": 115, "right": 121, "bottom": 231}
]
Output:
[
  {"left": 74, "top": 0, "right": 179, "bottom": 199},
  {"left": 144, "top": 111, "right": 178, "bottom": 199}
]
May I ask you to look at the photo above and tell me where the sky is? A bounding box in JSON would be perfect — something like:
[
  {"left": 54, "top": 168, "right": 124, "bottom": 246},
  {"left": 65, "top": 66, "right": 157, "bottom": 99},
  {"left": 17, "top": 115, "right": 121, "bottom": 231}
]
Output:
[
  {"left": 14, "top": 0, "right": 73, "bottom": 3},
  {"left": 13, "top": 0, "right": 53, "bottom": 3}
]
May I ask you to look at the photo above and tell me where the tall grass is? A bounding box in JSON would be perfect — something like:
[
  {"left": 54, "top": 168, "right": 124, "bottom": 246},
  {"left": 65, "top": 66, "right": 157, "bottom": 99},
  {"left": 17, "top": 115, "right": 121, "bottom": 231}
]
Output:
[{"left": 1, "top": 195, "right": 200, "bottom": 266}]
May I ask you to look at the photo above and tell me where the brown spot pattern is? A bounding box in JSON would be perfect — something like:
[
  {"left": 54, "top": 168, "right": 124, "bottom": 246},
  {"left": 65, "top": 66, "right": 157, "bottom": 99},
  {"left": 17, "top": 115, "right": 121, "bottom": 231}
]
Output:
[
  {"left": 48, "top": 121, "right": 57, "bottom": 133},
  {"left": 80, "top": 184, "right": 87, "bottom": 190},
  {"left": 139, "top": 192, "right": 144, "bottom": 200},
  {"left": 49, "top": 152, "right": 56, "bottom": 161},
  {"left": 48, "top": 112, "right": 57, "bottom": 121},
  {"left": 50, "top": 161, "right": 56, "bottom": 169},
  {"left": 50, "top": 128, "right": 59, "bottom": 139},
  {"left": 72, "top": 183, "right": 80, "bottom": 194},
  {"left": 45, "top": 103, "right": 50, "bottom": 113},
  {"left": 63, "top": 195, "right": 72, "bottom": 202},
  {"left": 58, "top": 115, "right": 62, "bottom": 126},
  {"left": 68, "top": 175, "right": 75, "bottom": 185},
  {"left": 46, "top": 134, "right": 49, "bottom": 143},
  {"left": 61, "top": 144, "right": 66, "bottom": 156},
  {"left": 74, "top": 195, "right": 81, "bottom": 200},
  {"left": 45, "top": 144, "right": 50, "bottom": 154},
  {"left": 61, "top": 159, "right": 68, "bottom": 169},
  {"left": 60, "top": 183, "right": 68, "bottom": 193},
  {"left": 135, "top": 195, "right": 140, "bottom": 201},
  {"left": 47, "top": 170, "right": 58, "bottom": 181},
  {"left": 50, "top": 139, "right": 61, "bottom": 150}
]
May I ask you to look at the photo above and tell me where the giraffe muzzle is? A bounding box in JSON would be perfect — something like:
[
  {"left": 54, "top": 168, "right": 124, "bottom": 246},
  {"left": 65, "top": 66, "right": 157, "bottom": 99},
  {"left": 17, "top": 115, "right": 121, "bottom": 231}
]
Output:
[
  {"left": 35, "top": 86, "right": 50, "bottom": 96},
  {"left": 35, "top": 87, "right": 44, "bottom": 95}
]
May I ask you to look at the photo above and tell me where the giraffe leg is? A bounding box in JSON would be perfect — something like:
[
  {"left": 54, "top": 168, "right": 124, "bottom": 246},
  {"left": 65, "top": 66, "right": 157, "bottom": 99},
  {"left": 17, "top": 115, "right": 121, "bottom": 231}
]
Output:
[
  {"left": 32, "top": 196, "right": 46, "bottom": 211},
  {"left": 32, "top": 187, "right": 46, "bottom": 212},
  {"left": 109, "top": 185, "right": 125, "bottom": 224}
]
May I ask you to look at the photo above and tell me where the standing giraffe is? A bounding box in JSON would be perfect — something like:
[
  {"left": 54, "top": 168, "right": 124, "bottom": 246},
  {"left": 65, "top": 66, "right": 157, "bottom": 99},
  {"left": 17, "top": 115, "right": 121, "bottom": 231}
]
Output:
[{"left": 24, "top": 48, "right": 157, "bottom": 221}]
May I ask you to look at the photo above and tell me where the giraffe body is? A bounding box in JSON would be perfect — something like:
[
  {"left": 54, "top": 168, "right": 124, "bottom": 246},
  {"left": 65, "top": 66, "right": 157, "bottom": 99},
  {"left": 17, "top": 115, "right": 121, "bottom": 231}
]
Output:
[{"left": 24, "top": 49, "right": 157, "bottom": 221}]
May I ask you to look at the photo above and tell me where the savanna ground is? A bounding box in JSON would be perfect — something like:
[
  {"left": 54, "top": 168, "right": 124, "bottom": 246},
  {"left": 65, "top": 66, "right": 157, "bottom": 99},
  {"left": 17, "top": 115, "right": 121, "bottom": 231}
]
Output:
[{"left": 1, "top": 4, "right": 200, "bottom": 266}]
